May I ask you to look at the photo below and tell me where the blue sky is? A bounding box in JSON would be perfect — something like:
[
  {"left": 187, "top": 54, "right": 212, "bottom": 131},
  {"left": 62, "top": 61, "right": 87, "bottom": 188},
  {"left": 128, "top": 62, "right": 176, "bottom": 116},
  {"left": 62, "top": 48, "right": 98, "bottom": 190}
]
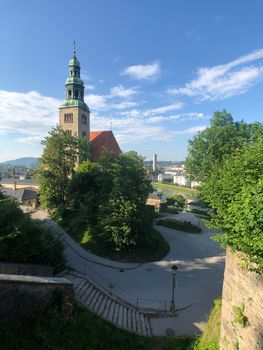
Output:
[{"left": 0, "top": 0, "right": 263, "bottom": 162}]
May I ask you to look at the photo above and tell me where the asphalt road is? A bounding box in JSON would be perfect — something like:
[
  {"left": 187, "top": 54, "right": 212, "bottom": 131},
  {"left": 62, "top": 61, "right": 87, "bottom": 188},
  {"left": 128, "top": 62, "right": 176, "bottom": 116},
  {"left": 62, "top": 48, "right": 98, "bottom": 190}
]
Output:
[{"left": 32, "top": 210, "right": 225, "bottom": 336}]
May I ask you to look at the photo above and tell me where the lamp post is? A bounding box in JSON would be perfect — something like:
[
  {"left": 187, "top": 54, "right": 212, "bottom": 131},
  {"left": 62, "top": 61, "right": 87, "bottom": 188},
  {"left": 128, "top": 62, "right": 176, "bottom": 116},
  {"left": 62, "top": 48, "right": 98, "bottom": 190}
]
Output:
[{"left": 170, "top": 265, "right": 178, "bottom": 313}]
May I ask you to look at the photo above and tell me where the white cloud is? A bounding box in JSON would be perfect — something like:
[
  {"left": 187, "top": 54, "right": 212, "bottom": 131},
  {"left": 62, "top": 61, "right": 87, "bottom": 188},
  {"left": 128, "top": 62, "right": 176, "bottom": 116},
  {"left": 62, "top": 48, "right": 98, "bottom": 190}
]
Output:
[
  {"left": 0, "top": 90, "right": 59, "bottom": 143},
  {"left": 144, "top": 103, "right": 183, "bottom": 115},
  {"left": 145, "top": 112, "right": 206, "bottom": 124},
  {"left": 86, "top": 84, "right": 95, "bottom": 90},
  {"left": 112, "top": 101, "right": 138, "bottom": 110},
  {"left": 85, "top": 94, "right": 108, "bottom": 110},
  {"left": 168, "top": 49, "right": 263, "bottom": 100},
  {"left": 110, "top": 84, "right": 138, "bottom": 98},
  {"left": 121, "top": 61, "right": 161, "bottom": 80}
]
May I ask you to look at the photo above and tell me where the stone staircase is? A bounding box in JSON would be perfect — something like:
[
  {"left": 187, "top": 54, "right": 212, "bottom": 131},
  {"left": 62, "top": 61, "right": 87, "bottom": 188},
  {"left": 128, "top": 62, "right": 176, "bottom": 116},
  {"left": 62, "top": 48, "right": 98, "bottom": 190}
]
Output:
[{"left": 63, "top": 271, "right": 152, "bottom": 336}]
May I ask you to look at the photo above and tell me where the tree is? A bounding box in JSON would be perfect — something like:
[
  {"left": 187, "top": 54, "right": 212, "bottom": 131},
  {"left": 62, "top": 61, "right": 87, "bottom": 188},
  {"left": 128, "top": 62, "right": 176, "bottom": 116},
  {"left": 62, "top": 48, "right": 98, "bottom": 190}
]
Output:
[
  {"left": 36, "top": 126, "right": 89, "bottom": 209},
  {"left": 201, "top": 137, "right": 263, "bottom": 266},
  {"left": 185, "top": 110, "right": 263, "bottom": 181},
  {"left": 100, "top": 152, "right": 153, "bottom": 250},
  {"left": 0, "top": 195, "right": 64, "bottom": 266}
]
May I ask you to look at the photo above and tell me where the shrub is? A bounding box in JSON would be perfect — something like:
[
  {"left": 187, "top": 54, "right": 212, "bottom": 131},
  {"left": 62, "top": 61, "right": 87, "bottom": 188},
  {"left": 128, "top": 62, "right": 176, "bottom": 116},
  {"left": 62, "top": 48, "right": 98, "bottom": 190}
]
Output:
[{"left": 156, "top": 219, "right": 202, "bottom": 233}]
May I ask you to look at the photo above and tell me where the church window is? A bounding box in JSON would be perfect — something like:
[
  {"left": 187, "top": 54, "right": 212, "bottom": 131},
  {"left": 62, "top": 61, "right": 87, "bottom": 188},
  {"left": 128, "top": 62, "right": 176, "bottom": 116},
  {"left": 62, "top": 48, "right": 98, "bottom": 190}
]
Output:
[
  {"left": 64, "top": 113, "right": 73, "bottom": 123},
  {"left": 74, "top": 89, "right": 79, "bottom": 99},
  {"left": 68, "top": 90, "right": 72, "bottom": 98},
  {"left": 66, "top": 130, "right": 72, "bottom": 136},
  {"left": 81, "top": 114, "right": 87, "bottom": 124},
  {"left": 82, "top": 131, "right": 87, "bottom": 138}
]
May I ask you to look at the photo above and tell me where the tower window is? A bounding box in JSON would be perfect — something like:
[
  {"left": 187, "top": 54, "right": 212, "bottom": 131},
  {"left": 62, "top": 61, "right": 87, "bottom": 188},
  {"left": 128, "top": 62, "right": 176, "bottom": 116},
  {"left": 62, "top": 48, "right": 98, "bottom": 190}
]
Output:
[
  {"left": 64, "top": 113, "right": 73, "bottom": 123},
  {"left": 66, "top": 130, "right": 72, "bottom": 136},
  {"left": 81, "top": 114, "right": 87, "bottom": 125},
  {"left": 74, "top": 89, "right": 79, "bottom": 99},
  {"left": 68, "top": 90, "right": 72, "bottom": 98},
  {"left": 82, "top": 131, "right": 87, "bottom": 138}
]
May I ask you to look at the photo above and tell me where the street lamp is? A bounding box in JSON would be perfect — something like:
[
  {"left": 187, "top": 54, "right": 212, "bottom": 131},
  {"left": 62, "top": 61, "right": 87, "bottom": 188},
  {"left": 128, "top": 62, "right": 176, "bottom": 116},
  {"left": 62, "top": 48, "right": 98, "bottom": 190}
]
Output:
[{"left": 170, "top": 265, "right": 178, "bottom": 313}]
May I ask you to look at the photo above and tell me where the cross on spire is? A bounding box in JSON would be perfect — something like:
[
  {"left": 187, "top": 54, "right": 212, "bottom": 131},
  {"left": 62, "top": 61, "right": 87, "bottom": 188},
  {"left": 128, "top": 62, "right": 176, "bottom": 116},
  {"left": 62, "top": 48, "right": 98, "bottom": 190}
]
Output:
[{"left": 73, "top": 40, "right": 76, "bottom": 56}]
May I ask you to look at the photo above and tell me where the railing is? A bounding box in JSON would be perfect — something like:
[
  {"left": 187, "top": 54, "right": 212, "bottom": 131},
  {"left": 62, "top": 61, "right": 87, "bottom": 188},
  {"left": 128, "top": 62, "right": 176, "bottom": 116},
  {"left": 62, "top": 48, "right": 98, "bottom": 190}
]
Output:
[
  {"left": 67, "top": 256, "right": 168, "bottom": 313},
  {"left": 136, "top": 297, "right": 168, "bottom": 312},
  {"left": 44, "top": 212, "right": 169, "bottom": 313}
]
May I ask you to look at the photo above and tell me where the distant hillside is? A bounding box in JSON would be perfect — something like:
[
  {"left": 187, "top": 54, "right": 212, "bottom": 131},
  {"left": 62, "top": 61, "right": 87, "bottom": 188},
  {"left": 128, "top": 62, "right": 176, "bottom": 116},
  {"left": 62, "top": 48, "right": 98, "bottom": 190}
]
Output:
[{"left": 0, "top": 157, "right": 39, "bottom": 167}]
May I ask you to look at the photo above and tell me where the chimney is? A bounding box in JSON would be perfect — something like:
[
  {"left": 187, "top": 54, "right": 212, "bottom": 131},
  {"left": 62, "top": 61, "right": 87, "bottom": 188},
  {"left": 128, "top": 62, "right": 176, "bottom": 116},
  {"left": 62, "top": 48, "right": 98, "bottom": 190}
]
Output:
[{"left": 13, "top": 181, "right": 17, "bottom": 191}]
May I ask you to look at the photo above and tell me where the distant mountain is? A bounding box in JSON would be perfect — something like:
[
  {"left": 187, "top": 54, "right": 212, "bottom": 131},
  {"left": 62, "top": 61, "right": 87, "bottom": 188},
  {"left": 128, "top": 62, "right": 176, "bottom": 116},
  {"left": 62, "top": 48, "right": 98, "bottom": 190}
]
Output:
[{"left": 0, "top": 157, "right": 39, "bottom": 167}]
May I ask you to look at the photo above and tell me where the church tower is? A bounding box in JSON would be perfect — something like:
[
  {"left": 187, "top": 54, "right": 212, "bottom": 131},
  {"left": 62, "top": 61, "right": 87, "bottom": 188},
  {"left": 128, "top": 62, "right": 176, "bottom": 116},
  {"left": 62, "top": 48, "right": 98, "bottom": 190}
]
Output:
[{"left": 59, "top": 43, "right": 90, "bottom": 140}]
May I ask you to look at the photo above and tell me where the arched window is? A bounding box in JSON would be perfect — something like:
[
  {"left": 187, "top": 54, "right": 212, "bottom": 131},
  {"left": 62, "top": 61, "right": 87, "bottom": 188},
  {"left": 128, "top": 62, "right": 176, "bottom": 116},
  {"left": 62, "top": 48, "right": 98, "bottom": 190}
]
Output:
[
  {"left": 64, "top": 113, "right": 73, "bottom": 123},
  {"left": 81, "top": 114, "right": 87, "bottom": 125},
  {"left": 68, "top": 90, "right": 72, "bottom": 98}
]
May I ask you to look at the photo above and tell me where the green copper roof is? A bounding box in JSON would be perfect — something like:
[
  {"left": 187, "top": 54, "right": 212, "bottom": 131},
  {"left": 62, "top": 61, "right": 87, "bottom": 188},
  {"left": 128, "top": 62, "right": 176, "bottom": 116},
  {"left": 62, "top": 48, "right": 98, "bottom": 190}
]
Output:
[
  {"left": 65, "top": 77, "right": 84, "bottom": 86},
  {"left": 59, "top": 99, "right": 89, "bottom": 111},
  {"left": 69, "top": 56, "right": 80, "bottom": 67}
]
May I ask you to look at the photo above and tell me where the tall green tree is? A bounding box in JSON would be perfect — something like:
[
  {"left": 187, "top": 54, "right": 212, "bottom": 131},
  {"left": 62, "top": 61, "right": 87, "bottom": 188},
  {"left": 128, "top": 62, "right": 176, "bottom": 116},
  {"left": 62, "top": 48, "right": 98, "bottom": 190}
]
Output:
[
  {"left": 100, "top": 152, "right": 153, "bottom": 250},
  {"left": 185, "top": 110, "right": 262, "bottom": 181},
  {"left": 36, "top": 126, "right": 89, "bottom": 209},
  {"left": 201, "top": 137, "right": 263, "bottom": 266}
]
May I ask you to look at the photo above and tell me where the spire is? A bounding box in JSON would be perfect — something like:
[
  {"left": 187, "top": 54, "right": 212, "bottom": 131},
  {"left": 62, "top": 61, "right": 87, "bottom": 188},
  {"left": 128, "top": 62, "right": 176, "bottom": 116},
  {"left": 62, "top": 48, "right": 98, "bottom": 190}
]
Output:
[
  {"left": 73, "top": 40, "right": 76, "bottom": 57},
  {"left": 65, "top": 43, "right": 84, "bottom": 101}
]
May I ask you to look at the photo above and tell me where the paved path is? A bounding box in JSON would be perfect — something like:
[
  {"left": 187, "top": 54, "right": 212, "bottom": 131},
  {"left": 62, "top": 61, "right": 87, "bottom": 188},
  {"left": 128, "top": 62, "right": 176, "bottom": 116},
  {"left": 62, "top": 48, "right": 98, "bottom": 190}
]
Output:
[{"left": 32, "top": 210, "right": 225, "bottom": 336}]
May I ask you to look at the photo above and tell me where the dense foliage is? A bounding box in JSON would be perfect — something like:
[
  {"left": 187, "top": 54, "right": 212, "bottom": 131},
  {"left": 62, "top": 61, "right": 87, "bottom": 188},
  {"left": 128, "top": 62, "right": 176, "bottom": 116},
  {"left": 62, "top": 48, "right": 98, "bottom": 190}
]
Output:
[
  {"left": 51, "top": 151, "right": 168, "bottom": 259},
  {"left": 194, "top": 299, "right": 221, "bottom": 350},
  {"left": 36, "top": 126, "right": 89, "bottom": 209},
  {"left": 201, "top": 137, "right": 263, "bottom": 266},
  {"left": 156, "top": 218, "right": 202, "bottom": 233},
  {"left": 0, "top": 195, "right": 64, "bottom": 266},
  {"left": 166, "top": 194, "right": 187, "bottom": 208},
  {"left": 185, "top": 110, "right": 262, "bottom": 181},
  {"left": 0, "top": 304, "right": 194, "bottom": 350}
]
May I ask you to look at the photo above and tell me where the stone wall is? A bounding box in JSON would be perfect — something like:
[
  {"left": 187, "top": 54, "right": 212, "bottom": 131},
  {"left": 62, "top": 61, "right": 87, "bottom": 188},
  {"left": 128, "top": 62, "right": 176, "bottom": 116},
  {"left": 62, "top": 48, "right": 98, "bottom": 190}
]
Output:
[
  {"left": 0, "top": 274, "right": 73, "bottom": 325},
  {"left": 0, "top": 262, "right": 53, "bottom": 276},
  {"left": 220, "top": 249, "right": 263, "bottom": 350}
]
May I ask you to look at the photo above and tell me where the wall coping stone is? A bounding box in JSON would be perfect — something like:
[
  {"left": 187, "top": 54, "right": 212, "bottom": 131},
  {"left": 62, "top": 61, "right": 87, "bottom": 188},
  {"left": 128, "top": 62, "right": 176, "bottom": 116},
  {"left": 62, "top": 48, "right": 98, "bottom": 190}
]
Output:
[{"left": 0, "top": 274, "right": 72, "bottom": 286}]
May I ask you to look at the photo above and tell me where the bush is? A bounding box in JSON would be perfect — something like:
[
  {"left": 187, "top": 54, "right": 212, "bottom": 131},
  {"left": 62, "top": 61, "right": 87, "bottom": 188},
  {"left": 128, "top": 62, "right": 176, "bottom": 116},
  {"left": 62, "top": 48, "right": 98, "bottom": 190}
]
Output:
[
  {"left": 194, "top": 299, "right": 221, "bottom": 350},
  {"left": 156, "top": 219, "right": 202, "bottom": 233},
  {"left": 0, "top": 197, "right": 65, "bottom": 267},
  {"left": 166, "top": 194, "right": 187, "bottom": 208},
  {"left": 0, "top": 304, "right": 195, "bottom": 350}
]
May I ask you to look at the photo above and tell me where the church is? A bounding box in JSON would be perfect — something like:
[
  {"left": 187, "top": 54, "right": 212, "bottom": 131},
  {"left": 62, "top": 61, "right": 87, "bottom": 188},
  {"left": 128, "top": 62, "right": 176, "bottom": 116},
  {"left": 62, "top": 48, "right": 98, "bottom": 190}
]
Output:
[{"left": 59, "top": 46, "right": 121, "bottom": 161}]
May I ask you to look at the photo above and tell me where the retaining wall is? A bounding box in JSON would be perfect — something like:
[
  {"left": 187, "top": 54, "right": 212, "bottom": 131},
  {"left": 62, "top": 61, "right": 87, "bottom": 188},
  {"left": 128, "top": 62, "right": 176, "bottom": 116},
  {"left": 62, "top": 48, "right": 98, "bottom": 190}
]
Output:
[
  {"left": 220, "top": 249, "right": 263, "bottom": 350},
  {"left": 0, "top": 274, "right": 73, "bottom": 325}
]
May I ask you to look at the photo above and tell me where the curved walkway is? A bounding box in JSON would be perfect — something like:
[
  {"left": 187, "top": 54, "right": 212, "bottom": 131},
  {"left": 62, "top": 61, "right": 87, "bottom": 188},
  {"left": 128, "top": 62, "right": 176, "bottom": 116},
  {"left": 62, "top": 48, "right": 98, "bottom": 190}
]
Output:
[{"left": 32, "top": 210, "right": 225, "bottom": 336}]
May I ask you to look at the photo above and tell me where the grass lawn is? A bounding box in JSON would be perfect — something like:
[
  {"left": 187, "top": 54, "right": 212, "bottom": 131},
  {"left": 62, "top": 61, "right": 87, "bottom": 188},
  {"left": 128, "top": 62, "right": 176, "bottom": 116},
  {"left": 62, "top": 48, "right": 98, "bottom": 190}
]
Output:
[
  {"left": 56, "top": 211, "right": 169, "bottom": 263},
  {"left": 162, "top": 206, "right": 179, "bottom": 214},
  {"left": 0, "top": 305, "right": 194, "bottom": 350},
  {"left": 156, "top": 219, "right": 202, "bottom": 233},
  {"left": 152, "top": 182, "right": 198, "bottom": 195}
]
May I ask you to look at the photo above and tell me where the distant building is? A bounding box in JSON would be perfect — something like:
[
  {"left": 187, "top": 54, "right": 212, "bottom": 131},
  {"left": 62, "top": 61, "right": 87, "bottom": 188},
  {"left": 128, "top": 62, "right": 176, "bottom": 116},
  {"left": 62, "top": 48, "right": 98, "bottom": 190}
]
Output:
[
  {"left": 146, "top": 191, "right": 167, "bottom": 212},
  {"left": 173, "top": 175, "right": 191, "bottom": 187},
  {"left": 152, "top": 154, "right": 157, "bottom": 172},
  {"left": 59, "top": 44, "right": 121, "bottom": 162},
  {"left": 0, "top": 178, "right": 39, "bottom": 190},
  {"left": 157, "top": 173, "right": 173, "bottom": 182},
  {"left": 1, "top": 183, "right": 38, "bottom": 208},
  {"left": 191, "top": 181, "right": 201, "bottom": 189}
]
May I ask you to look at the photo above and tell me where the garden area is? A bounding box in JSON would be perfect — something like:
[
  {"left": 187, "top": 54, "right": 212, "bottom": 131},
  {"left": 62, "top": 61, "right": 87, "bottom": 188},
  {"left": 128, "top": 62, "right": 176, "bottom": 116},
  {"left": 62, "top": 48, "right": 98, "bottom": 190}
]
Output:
[{"left": 36, "top": 128, "right": 169, "bottom": 263}]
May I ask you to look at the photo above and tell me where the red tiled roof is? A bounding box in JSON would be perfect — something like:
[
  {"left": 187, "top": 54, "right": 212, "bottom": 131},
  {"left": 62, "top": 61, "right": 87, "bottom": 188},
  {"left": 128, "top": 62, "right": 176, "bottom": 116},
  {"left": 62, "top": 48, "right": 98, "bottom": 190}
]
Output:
[{"left": 90, "top": 130, "right": 121, "bottom": 161}]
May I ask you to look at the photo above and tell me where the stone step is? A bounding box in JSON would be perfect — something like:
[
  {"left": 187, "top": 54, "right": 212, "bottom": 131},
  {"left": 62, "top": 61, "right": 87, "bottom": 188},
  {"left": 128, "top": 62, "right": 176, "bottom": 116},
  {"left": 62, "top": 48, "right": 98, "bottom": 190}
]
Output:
[{"left": 63, "top": 272, "right": 152, "bottom": 336}]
